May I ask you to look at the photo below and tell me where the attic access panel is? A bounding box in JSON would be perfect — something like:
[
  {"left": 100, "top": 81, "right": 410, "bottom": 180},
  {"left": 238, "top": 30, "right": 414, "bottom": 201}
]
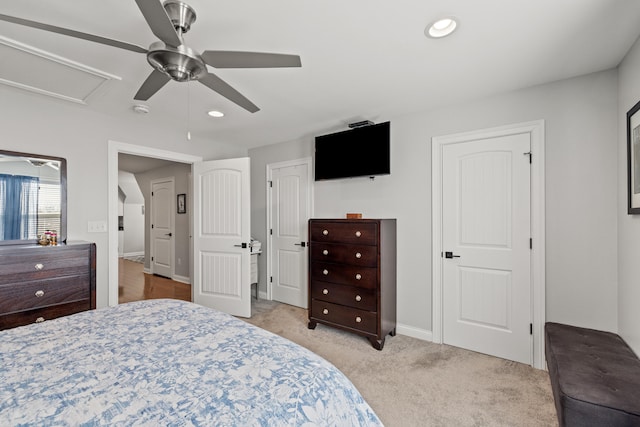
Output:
[{"left": 0, "top": 36, "right": 120, "bottom": 104}]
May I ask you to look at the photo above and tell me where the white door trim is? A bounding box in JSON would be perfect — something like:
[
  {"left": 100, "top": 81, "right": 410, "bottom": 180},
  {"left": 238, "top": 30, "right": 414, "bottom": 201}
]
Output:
[
  {"left": 431, "top": 120, "right": 546, "bottom": 369},
  {"left": 266, "top": 157, "right": 314, "bottom": 300},
  {"left": 108, "top": 141, "right": 202, "bottom": 306},
  {"left": 150, "top": 177, "right": 175, "bottom": 278}
]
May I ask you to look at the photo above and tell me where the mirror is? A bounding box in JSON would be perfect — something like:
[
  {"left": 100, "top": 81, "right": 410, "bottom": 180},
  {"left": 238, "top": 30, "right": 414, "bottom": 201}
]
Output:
[{"left": 0, "top": 150, "right": 66, "bottom": 245}]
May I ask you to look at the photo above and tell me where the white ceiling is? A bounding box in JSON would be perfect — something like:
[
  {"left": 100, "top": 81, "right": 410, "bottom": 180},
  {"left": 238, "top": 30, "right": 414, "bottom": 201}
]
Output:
[{"left": 1, "top": 0, "right": 640, "bottom": 149}]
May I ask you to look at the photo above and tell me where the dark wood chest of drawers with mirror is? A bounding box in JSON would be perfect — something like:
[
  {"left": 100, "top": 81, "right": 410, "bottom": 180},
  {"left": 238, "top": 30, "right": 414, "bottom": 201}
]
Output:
[
  {"left": 308, "top": 219, "right": 396, "bottom": 350},
  {"left": 0, "top": 241, "right": 96, "bottom": 330}
]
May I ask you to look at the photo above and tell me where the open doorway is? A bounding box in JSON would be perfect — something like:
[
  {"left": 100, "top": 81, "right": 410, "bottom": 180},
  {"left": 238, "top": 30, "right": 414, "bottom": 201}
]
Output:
[
  {"left": 108, "top": 142, "right": 202, "bottom": 306},
  {"left": 118, "top": 153, "right": 191, "bottom": 304}
]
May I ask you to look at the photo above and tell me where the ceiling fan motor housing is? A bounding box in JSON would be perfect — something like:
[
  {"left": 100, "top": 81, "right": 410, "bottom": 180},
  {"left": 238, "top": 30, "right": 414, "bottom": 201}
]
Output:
[
  {"left": 144, "top": 1, "right": 204, "bottom": 82},
  {"left": 146, "top": 42, "right": 207, "bottom": 82}
]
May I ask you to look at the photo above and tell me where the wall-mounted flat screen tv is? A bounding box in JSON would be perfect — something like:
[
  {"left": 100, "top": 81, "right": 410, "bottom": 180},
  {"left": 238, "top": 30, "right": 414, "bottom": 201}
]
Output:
[{"left": 314, "top": 121, "right": 390, "bottom": 181}]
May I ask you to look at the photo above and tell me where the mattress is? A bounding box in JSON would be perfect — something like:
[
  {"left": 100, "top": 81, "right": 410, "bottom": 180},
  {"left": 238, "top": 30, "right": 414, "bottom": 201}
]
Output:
[{"left": 0, "top": 299, "right": 382, "bottom": 426}]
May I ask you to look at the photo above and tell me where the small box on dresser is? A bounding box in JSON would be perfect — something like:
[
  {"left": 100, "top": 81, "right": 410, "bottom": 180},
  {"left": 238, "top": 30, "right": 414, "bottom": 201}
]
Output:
[
  {"left": 308, "top": 219, "right": 396, "bottom": 350},
  {"left": 0, "top": 241, "right": 96, "bottom": 330}
]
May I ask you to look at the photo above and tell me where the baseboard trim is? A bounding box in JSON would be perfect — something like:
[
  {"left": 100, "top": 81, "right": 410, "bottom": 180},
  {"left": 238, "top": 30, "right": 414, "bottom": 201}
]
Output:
[
  {"left": 172, "top": 275, "right": 191, "bottom": 285},
  {"left": 397, "top": 323, "right": 433, "bottom": 342},
  {"left": 123, "top": 251, "right": 144, "bottom": 257}
]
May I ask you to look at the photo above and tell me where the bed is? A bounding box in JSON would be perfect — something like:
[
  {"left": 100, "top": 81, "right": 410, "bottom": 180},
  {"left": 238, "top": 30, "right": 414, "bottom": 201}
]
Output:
[{"left": 0, "top": 299, "right": 382, "bottom": 426}]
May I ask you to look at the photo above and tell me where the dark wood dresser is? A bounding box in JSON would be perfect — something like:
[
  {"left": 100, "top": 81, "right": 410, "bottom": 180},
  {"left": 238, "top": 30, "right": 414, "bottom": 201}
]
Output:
[
  {"left": 0, "top": 241, "right": 96, "bottom": 330},
  {"left": 308, "top": 219, "right": 396, "bottom": 350}
]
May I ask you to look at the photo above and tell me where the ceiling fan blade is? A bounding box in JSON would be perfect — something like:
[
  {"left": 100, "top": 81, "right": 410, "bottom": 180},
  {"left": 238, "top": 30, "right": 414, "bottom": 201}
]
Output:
[
  {"left": 134, "top": 69, "right": 171, "bottom": 100},
  {"left": 0, "top": 13, "right": 148, "bottom": 54},
  {"left": 198, "top": 73, "right": 259, "bottom": 113},
  {"left": 135, "top": 0, "right": 181, "bottom": 47},
  {"left": 201, "top": 51, "right": 301, "bottom": 68}
]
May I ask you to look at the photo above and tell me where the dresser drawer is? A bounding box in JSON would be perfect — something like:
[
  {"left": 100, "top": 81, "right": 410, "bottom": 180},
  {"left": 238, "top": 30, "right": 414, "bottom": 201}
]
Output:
[
  {"left": 0, "top": 300, "right": 90, "bottom": 330},
  {"left": 310, "top": 242, "right": 377, "bottom": 267},
  {"left": 310, "top": 262, "right": 377, "bottom": 289},
  {"left": 0, "top": 247, "right": 90, "bottom": 285},
  {"left": 0, "top": 275, "right": 90, "bottom": 314},
  {"left": 311, "top": 280, "right": 377, "bottom": 311},
  {"left": 311, "top": 300, "right": 377, "bottom": 334},
  {"left": 310, "top": 221, "right": 378, "bottom": 245}
]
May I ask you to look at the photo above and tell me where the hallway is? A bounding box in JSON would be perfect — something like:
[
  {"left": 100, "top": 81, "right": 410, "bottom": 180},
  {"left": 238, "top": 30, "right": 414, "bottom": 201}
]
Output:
[{"left": 118, "top": 258, "right": 191, "bottom": 304}]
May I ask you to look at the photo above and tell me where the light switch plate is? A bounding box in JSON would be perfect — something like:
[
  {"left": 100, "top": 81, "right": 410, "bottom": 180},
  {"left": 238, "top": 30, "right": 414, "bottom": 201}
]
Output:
[{"left": 88, "top": 220, "right": 107, "bottom": 233}]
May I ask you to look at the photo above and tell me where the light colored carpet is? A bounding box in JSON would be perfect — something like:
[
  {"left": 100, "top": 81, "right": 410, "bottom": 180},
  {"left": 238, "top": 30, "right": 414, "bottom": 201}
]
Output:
[{"left": 244, "top": 299, "right": 558, "bottom": 427}]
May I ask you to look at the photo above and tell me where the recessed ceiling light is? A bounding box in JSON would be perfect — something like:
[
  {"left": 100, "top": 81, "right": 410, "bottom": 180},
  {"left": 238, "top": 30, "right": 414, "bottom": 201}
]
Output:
[
  {"left": 426, "top": 17, "right": 458, "bottom": 38},
  {"left": 208, "top": 110, "right": 224, "bottom": 118}
]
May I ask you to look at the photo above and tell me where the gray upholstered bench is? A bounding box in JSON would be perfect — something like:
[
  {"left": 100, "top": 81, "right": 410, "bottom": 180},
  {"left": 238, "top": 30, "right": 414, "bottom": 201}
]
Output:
[{"left": 545, "top": 322, "right": 640, "bottom": 426}]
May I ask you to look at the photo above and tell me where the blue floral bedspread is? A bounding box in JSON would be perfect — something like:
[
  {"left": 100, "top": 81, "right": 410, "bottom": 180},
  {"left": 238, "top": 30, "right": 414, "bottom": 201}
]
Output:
[{"left": 0, "top": 299, "right": 382, "bottom": 426}]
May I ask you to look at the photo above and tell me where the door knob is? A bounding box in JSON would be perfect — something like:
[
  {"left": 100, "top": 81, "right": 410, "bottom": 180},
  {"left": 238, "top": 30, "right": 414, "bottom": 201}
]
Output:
[
  {"left": 294, "top": 242, "right": 307, "bottom": 247},
  {"left": 165, "top": 233, "right": 173, "bottom": 237},
  {"left": 234, "top": 243, "right": 248, "bottom": 248},
  {"left": 444, "top": 251, "right": 461, "bottom": 259}
]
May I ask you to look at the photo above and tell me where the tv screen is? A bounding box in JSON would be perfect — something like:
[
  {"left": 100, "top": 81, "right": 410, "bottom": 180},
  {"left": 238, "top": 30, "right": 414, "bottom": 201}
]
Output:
[{"left": 314, "top": 121, "right": 390, "bottom": 181}]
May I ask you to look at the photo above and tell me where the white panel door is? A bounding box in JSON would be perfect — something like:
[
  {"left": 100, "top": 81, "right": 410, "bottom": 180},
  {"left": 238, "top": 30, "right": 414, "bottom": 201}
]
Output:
[
  {"left": 271, "top": 163, "right": 310, "bottom": 308},
  {"left": 193, "top": 158, "right": 251, "bottom": 318},
  {"left": 151, "top": 178, "right": 174, "bottom": 278},
  {"left": 442, "top": 133, "right": 531, "bottom": 364}
]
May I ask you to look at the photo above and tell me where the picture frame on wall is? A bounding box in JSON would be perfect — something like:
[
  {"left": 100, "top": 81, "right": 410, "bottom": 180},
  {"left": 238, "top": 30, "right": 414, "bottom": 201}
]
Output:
[
  {"left": 177, "top": 193, "right": 186, "bottom": 214},
  {"left": 628, "top": 100, "right": 640, "bottom": 214}
]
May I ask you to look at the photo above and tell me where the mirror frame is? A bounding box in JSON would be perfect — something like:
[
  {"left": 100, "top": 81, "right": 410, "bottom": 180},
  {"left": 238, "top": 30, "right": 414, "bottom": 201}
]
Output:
[{"left": 0, "top": 149, "right": 67, "bottom": 246}]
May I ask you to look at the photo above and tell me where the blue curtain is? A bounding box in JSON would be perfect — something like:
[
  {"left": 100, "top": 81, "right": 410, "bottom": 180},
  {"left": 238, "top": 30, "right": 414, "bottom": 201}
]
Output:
[{"left": 0, "top": 174, "right": 40, "bottom": 240}]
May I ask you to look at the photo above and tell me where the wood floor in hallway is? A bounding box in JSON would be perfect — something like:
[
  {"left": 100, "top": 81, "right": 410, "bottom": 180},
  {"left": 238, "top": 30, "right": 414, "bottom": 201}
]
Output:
[{"left": 118, "top": 258, "right": 191, "bottom": 304}]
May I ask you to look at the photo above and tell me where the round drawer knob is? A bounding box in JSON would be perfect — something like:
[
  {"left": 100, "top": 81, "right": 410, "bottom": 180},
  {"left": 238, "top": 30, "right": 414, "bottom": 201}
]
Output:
[
  {"left": 355, "top": 295, "right": 362, "bottom": 302},
  {"left": 355, "top": 231, "right": 361, "bottom": 237},
  {"left": 355, "top": 316, "right": 362, "bottom": 323},
  {"left": 34, "top": 263, "right": 44, "bottom": 271},
  {"left": 322, "top": 229, "right": 329, "bottom": 236},
  {"left": 35, "top": 290, "right": 45, "bottom": 298},
  {"left": 355, "top": 252, "right": 362, "bottom": 259},
  {"left": 323, "top": 269, "right": 329, "bottom": 275},
  {"left": 35, "top": 317, "right": 45, "bottom": 323},
  {"left": 323, "top": 308, "right": 329, "bottom": 315},
  {"left": 355, "top": 273, "right": 362, "bottom": 280},
  {"left": 322, "top": 249, "right": 329, "bottom": 256},
  {"left": 322, "top": 288, "right": 329, "bottom": 295}
]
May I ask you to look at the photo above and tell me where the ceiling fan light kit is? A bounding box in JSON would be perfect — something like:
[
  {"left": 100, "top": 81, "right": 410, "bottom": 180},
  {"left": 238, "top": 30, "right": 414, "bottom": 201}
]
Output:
[{"left": 0, "top": 0, "right": 302, "bottom": 113}]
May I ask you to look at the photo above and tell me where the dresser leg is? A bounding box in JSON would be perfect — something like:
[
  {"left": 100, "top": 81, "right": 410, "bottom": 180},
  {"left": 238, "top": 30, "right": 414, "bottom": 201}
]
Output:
[
  {"left": 389, "top": 328, "right": 396, "bottom": 337},
  {"left": 308, "top": 320, "right": 317, "bottom": 329},
  {"left": 369, "top": 336, "right": 385, "bottom": 351}
]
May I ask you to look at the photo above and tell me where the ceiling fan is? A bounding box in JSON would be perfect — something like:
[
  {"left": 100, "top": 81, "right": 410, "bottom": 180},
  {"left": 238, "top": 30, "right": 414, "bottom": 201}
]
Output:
[{"left": 0, "top": 0, "right": 302, "bottom": 113}]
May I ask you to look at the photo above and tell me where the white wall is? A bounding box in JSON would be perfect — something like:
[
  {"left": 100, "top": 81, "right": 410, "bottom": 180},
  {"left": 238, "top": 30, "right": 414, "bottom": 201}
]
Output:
[
  {"left": 250, "top": 69, "right": 619, "bottom": 335},
  {"left": 118, "top": 171, "right": 145, "bottom": 256},
  {"left": 117, "top": 190, "right": 124, "bottom": 257},
  {"left": 617, "top": 35, "right": 640, "bottom": 355},
  {"left": 0, "top": 86, "right": 247, "bottom": 308},
  {"left": 122, "top": 203, "right": 144, "bottom": 256}
]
